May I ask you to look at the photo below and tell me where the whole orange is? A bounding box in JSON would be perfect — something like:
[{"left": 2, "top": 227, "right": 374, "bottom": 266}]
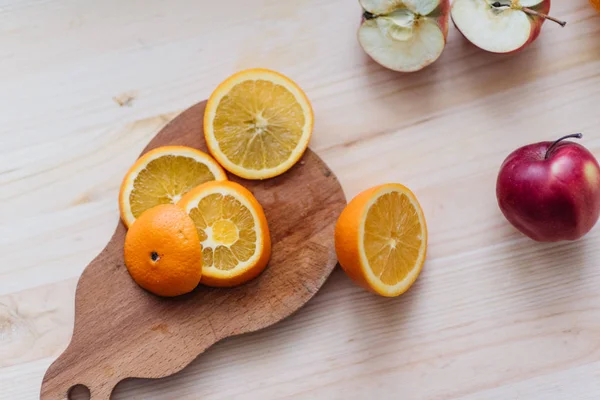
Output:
[{"left": 124, "top": 204, "right": 202, "bottom": 297}]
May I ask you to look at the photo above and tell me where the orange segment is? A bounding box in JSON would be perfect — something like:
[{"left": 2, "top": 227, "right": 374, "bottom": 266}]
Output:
[
  {"left": 204, "top": 68, "right": 313, "bottom": 180},
  {"left": 124, "top": 204, "right": 203, "bottom": 297},
  {"left": 119, "top": 146, "right": 227, "bottom": 227},
  {"left": 335, "top": 183, "right": 427, "bottom": 297},
  {"left": 178, "top": 180, "right": 271, "bottom": 287}
]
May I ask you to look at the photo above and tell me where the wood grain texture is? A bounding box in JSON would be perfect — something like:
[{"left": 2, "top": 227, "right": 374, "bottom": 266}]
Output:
[
  {"left": 38, "top": 101, "right": 346, "bottom": 399},
  {"left": 3, "top": 0, "right": 600, "bottom": 399}
]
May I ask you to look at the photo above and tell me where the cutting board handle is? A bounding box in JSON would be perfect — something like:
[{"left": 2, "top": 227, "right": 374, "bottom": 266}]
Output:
[
  {"left": 40, "top": 383, "right": 115, "bottom": 400},
  {"left": 40, "top": 322, "right": 123, "bottom": 399},
  {"left": 41, "top": 361, "right": 119, "bottom": 400}
]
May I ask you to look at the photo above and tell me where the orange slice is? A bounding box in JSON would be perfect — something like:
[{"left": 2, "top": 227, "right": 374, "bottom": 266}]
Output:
[
  {"left": 178, "top": 180, "right": 271, "bottom": 287},
  {"left": 335, "top": 183, "right": 427, "bottom": 297},
  {"left": 203, "top": 68, "right": 313, "bottom": 180},
  {"left": 119, "top": 146, "right": 227, "bottom": 227}
]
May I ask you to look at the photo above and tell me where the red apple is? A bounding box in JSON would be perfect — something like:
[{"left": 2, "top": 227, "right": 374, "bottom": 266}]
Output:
[
  {"left": 451, "top": 0, "right": 566, "bottom": 54},
  {"left": 496, "top": 134, "right": 600, "bottom": 242}
]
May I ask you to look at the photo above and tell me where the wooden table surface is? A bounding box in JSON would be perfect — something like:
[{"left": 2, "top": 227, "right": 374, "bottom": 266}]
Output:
[{"left": 2, "top": 1, "right": 600, "bottom": 399}]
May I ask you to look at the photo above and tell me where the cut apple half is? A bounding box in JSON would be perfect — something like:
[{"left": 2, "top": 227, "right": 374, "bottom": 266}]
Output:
[
  {"left": 451, "top": 0, "right": 566, "bottom": 54},
  {"left": 358, "top": 0, "right": 449, "bottom": 72}
]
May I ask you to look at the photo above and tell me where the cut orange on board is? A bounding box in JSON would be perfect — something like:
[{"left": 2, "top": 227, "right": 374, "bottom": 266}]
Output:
[
  {"left": 119, "top": 146, "right": 227, "bottom": 227},
  {"left": 335, "top": 183, "right": 427, "bottom": 297},
  {"left": 124, "top": 204, "right": 203, "bottom": 297},
  {"left": 178, "top": 180, "right": 271, "bottom": 287},
  {"left": 204, "top": 68, "right": 313, "bottom": 180}
]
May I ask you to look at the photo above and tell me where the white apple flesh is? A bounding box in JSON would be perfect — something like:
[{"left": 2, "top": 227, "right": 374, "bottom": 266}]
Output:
[
  {"left": 451, "top": 0, "right": 566, "bottom": 54},
  {"left": 358, "top": 0, "right": 450, "bottom": 72}
]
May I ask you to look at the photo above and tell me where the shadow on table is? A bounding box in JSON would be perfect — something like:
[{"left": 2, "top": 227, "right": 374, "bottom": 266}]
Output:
[
  {"left": 357, "top": 29, "right": 546, "bottom": 125},
  {"left": 499, "top": 222, "right": 590, "bottom": 311}
]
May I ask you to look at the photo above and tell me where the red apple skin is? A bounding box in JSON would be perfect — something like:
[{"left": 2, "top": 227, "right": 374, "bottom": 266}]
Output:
[
  {"left": 437, "top": 0, "right": 451, "bottom": 40},
  {"left": 452, "top": 0, "right": 551, "bottom": 54},
  {"left": 525, "top": 0, "right": 551, "bottom": 49},
  {"left": 496, "top": 140, "right": 600, "bottom": 242}
]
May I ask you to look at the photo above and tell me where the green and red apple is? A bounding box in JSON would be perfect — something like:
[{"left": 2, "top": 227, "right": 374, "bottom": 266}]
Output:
[
  {"left": 451, "top": 0, "right": 566, "bottom": 53},
  {"left": 358, "top": 0, "right": 450, "bottom": 72},
  {"left": 497, "top": 134, "right": 600, "bottom": 242}
]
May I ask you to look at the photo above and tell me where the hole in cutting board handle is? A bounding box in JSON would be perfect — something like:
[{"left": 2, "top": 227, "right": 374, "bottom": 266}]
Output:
[{"left": 68, "top": 384, "right": 90, "bottom": 400}]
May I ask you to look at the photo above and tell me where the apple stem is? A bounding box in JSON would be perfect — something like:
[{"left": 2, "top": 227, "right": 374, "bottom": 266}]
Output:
[
  {"left": 490, "top": 2, "right": 566, "bottom": 27},
  {"left": 521, "top": 7, "right": 567, "bottom": 27},
  {"left": 545, "top": 133, "right": 583, "bottom": 159}
]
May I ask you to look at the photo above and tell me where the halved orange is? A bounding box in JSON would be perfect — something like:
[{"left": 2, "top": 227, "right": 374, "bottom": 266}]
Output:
[
  {"left": 178, "top": 180, "right": 271, "bottom": 287},
  {"left": 119, "top": 146, "right": 227, "bottom": 227},
  {"left": 335, "top": 183, "right": 427, "bottom": 297},
  {"left": 203, "top": 68, "right": 313, "bottom": 180}
]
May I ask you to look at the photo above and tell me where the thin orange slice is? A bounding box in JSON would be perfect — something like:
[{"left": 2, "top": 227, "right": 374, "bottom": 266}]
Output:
[
  {"left": 335, "top": 183, "right": 427, "bottom": 297},
  {"left": 178, "top": 180, "right": 271, "bottom": 287},
  {"left": 119, "top": 146, "right": 227, "bottom": 227},
  {"left": 203, "top": 68, "right": 313, "bottom": 180}
]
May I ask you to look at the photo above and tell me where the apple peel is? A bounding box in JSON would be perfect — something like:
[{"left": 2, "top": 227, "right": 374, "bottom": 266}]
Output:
[{"left": 496, "top": 133, "right": 600, "bottom": 242}]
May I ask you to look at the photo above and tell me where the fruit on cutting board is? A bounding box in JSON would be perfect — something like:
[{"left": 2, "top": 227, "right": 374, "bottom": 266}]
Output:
[
  {"left": 119, "top": 146, "right": 227, "bottom": 227},
  {"left": 357, "top": 0, "right": 450, "bottom": 72},
  {"left": 124, "top": 204, "right": 203, "bottom": 297},
  {"left": 451, "top": 0, "right": 566, "bottom": 54},
  {"left": 178, "top": 180, "right": 271, "bottom": 287},
  {"left": 497, "top": 134, "right": 600, "bottom": 242},
  {"left": 204, "top": 68, "right": 313, "bottom": 180},
  {"left": 335, "top": 183, "right": 428, "bottom": 297}
]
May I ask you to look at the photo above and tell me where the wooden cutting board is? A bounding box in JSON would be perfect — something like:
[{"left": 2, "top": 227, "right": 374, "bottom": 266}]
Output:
[{"left": 40, "top": 100, "right": 346, "bottom": 400}]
